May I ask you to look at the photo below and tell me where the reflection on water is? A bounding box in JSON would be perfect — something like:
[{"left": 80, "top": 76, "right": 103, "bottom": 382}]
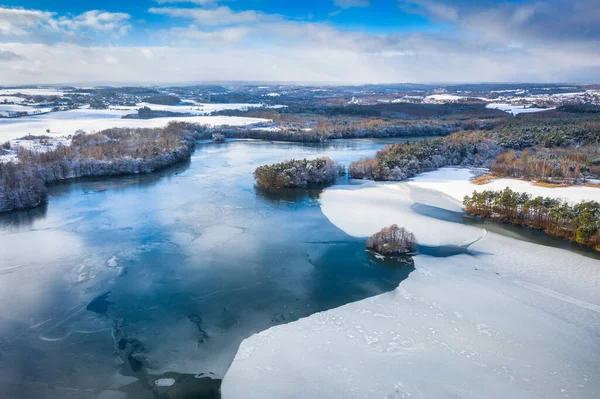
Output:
[{"left": 0, "top": 139, "right": 417, "bottom": 398}]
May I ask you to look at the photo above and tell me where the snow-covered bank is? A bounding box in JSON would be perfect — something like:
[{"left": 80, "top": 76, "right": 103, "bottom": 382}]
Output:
[
  {"left": 408, "top": 168, "right": 599, "bottom": 206},
  {"left": 222, "top": 174, "right": 600, "bottom": 399},
  {"left": 0, "top": 108, "right": 269, "bottom": 141}
]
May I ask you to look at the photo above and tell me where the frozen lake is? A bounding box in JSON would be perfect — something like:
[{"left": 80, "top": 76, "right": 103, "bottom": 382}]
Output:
[{"left": 1, "top": 139, "right": 598, "bottom": 399}]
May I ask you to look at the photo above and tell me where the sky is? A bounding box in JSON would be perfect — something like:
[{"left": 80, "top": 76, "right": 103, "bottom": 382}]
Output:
[{"left": 0, "top": 0, "right": 599, "bottom": 85}]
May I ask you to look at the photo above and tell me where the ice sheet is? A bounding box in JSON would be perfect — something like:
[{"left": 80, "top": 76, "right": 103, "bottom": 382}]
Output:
[
  {"left": 223, "top": 235, "right": 600, "bottom": 399},
  {"left": 223, "top": 171, "right": 600, "bottom": 399},
  {"left": 319, "top": 180, "right": 483, "bottom": 246}
]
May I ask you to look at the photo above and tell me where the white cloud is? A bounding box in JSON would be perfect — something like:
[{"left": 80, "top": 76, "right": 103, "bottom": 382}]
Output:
[
  {"left": 1, "top": 35, "right": 599, "bottom": 85},
  {"left": 1, "top": 2, "right": 600, "bottom": 84},
  {"left": 0, "top": 7, "right": 131, "bottom": 41},
  {"left": 0, "top": 7, "right": 58, "bottom": 36},
  {"left": 149, "top": 6, "right": 279, "bottom": 26},
  {"left": 104, "top": 55, "right": 119, "bottom": 64},
  {"left": 334, "top": 0, "right": 371, "bottom": 9},
  {"left": 163, "top": 25, "right": 250, "bottom": 44},
  {"left": 141, "top": 48, "right": 155, "bottom": 59},
  {"left": 0, "top": 49, "right": 22, "bottom": 61},
  {"left": 59, "top": 10, "right": 131, "bottom": 36}
]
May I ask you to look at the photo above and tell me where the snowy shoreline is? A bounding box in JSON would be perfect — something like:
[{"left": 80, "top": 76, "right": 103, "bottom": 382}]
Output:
[{"left": 408, "top": 167, "right": 599, "bottom": 205}]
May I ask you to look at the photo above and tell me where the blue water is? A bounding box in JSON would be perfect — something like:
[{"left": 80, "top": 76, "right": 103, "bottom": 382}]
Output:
[{"left": 0, "top": 139, "right": 420, "bottom": 398}]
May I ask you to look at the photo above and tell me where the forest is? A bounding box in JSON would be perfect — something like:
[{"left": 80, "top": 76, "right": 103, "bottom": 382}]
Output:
[
  {"left": 490, "top": 145, "right": 600, "bottom": 183},
  {"left": 349, "top": 131, "right": 502, "bottom": 180},
  {"left": 463, "top": 188, "right": 600, "bottom": 251},
  {"left": 349, "top": 115, "right": 600, "bottom": 182},
  {"left": 253, "top": 157, "right": 339, "bottom": 189},
  {"left": 0, "top": 123, "right": 196, "bottom": 213}
]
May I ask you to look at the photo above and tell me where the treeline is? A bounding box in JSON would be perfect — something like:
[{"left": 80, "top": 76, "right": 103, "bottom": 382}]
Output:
[
  {"left": 483, "top": 118, "right": 600, "bottom": 149},
  {"left": 348, "top": 116, "right": 600, "bottom": 182},
  {"left": 254, "top": 158, "right": 339, "bottom": 189},
  {"left": 557, "top": 104, "right": 600, "bottom": 114},
  {"left": 0, "top": 123, "right": 196, "bottom": 213},
  {"left": 491, "top": 145, "right": 600, "bottom": 183},
  {"left": 208, "top": 120, "right": 492, "bottom": 143},
  {"left": 464, "top": 188, "right": 600, "bottom": 251},
  {"left": 349, "top": 131, "right": 502, "bottom": 180},
  {"left": 141, "top": 95, "right": 181, "bottom": 105},
  {"left": 212, "top": 107, "right": 499, "bottom": 142}
]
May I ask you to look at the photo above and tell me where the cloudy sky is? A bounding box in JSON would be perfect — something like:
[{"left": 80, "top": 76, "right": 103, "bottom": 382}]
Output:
[{"left": 0, "top": 0, "right": 599, "bottom": 85}]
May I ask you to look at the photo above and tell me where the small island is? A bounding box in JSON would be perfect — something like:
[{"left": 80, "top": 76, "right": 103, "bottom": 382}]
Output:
[
  {"left": 254, "top": 157, "right": 338, "bottom": 189},
  {"left": 366, "top": 225, "right": 417, "bottom": 256}
]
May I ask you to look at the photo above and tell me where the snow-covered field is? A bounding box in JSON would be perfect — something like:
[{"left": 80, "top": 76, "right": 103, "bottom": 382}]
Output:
[
  {"left": 0, "top": 88, "right": 66, "bottom": 97},
  {"left": 0, "top": 108, "right": 270, "bottom": 142},
  {"left": 0, "top": 95, "right": 27, "bottom": 103},
  {"left": 486, "top": 103, "right": 555, "bottom": 115},
  {"left": 109, "top": 101, "right": 269, "bottom": 116},
  {"left": 408, "top": 168, "right": 600, "bottom": 205},
  {"left": 222, "top": 172, "right": 600, "bottom": 399},
  {"left": 0, "top": 104, "right": 53, "bottom": 117}
]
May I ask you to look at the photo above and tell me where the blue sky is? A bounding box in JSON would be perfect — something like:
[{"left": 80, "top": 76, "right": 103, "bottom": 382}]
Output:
[{"left": 0, "top": 0, "right": 598, "bottom": 84}]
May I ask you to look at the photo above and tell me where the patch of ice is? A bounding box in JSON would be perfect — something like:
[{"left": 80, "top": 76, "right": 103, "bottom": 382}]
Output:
[
  {"left": 154, "top": 378, "right": 176, "bottom": 387},
  {"left": 107, "top": 256, "right": 118, "bottom": 267}
]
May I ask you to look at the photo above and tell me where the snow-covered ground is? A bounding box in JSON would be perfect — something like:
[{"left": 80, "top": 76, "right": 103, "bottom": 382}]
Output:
[
  {"left": 424, "top": 94, "right": 487, "bottom": 103},
  {"left": 486, "top": 103, "right": 555, "bottom": 115},
  {"left": 0, "top": 108, "right": 270, "bottom": 142},
  {"left": 408, "top": 168, "right": 599, "bottom": 205},
  {"left": 0, "top": 88, "right": 66, "bottom": 97},
  {"left": 109, "top": 101, "right": 269, "bottom": 116},
  {"left": 0, "top": 104, "right": 54, "bottom": 117},
  {"left": 0, "top": 95, "right": 27, "bottom": 103},
  {"left": 222, "top": 172, "right": 600, "bottom": 399}
]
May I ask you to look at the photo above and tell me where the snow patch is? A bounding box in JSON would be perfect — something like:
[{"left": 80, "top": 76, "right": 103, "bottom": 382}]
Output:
[
  {"left": 154, "top": 378, "right": 176, "bottom": 387},
  {"left": 486, "top": 103, "right": 555, "bottom": 115},
  {"left": 408, "top": 167, "right": 599, "bottom": 206}
]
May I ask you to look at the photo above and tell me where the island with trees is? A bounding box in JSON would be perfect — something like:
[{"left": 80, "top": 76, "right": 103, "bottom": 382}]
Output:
[
  {"left": 253, "top": 157, "right": 339, "bottom": 189},
  {"left": 366, "top": 225, "right": 417, "bottom": 256}
]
